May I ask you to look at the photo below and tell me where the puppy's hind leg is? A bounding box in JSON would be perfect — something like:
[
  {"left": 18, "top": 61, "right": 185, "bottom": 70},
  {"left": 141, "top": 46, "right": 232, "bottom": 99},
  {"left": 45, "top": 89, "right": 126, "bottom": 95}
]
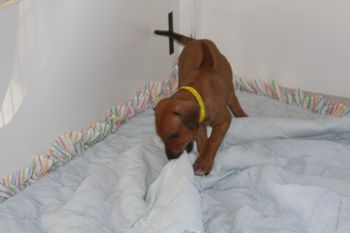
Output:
[{"left": 227, "top": 88, "right": 248, "bottom": 117}]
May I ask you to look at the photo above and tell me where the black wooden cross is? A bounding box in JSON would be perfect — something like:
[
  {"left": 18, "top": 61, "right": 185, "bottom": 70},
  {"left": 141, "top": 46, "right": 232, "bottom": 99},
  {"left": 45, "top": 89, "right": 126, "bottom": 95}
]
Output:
[{"left": 168, "top": 12, "right": 174, "bottom": 55}]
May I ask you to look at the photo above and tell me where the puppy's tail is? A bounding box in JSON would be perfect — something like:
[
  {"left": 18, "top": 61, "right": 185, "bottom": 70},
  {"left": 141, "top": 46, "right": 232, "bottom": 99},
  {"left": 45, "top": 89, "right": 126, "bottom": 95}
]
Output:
[{"left": 154, "top": 30, "right": 194, "bottom": 45}]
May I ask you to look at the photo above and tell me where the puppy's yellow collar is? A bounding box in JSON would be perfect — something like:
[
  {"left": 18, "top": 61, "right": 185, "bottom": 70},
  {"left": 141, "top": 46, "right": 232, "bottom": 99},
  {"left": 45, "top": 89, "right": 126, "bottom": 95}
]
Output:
[{"left": 180, "top": 86, "right": 206, "bottom": 124}]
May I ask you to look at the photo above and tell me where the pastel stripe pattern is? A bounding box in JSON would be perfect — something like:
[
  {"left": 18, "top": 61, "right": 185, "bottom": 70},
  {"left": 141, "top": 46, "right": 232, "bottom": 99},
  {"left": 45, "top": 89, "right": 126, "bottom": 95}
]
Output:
[
  {"left": 0, "top": 73, "right": 348, "bottom": 203},
  {"left": 234, "top": 75, "right": 350, "bottom": 117},
  {"left": 0, "top": 75, "right": 178, "bottom": 203}
]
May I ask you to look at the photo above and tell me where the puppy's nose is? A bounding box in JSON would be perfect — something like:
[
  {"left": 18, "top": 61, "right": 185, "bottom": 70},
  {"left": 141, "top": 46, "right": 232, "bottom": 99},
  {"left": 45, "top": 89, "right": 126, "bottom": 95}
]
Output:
[{"left": 165, "top": 149, "right": 182, "bottom": 160}]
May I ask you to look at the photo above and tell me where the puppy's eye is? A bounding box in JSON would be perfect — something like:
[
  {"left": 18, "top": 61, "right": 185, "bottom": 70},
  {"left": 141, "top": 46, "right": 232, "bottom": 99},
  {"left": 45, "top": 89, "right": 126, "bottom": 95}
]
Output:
[{"left": 169, "top": 132, "right": 179, "bottom": 140}]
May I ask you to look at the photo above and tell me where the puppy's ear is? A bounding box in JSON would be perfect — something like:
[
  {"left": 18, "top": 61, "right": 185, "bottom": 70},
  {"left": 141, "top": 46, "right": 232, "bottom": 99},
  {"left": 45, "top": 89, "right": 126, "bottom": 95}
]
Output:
[{"left": 174, "top": 101, "right": 199, "bottom": 130}]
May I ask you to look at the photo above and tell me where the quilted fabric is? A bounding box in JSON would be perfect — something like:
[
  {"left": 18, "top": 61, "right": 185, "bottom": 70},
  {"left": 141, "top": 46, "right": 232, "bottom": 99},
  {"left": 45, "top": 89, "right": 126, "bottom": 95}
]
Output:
[{"left": 1, "top": 91, "right": 349, "bottom": 233}]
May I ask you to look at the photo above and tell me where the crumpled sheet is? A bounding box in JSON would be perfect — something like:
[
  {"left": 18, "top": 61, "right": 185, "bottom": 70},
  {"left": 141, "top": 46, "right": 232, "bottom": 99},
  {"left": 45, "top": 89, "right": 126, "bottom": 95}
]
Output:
[{"left": 1, "top": 91, "right": 350, "bottom": 233}]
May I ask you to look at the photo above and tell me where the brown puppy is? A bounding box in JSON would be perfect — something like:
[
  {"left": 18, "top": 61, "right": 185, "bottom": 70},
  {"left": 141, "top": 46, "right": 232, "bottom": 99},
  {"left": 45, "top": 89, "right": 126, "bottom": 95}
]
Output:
[{"left": 154, "top": 30, "right": 247, "bottom": 176}]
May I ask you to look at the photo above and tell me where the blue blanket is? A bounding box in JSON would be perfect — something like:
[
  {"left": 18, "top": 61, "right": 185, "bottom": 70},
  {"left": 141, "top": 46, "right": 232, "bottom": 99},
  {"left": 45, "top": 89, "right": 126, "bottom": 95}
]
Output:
[{"left": 1, "top": 91, "right": 350, "bottom": 233}]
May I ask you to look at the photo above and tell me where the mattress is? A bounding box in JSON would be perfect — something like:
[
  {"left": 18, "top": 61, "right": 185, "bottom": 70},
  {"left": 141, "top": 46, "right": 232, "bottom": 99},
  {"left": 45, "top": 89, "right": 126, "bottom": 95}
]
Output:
[{"left": 0, "top": 90, "right": 350, "bottom": 233}]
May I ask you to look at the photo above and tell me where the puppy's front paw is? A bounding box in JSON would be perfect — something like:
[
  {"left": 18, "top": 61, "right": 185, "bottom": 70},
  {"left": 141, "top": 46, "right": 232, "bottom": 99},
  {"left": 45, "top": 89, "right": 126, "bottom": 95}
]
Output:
[{"left": 193, "top": 156, "right": 214, "bottom": 176}]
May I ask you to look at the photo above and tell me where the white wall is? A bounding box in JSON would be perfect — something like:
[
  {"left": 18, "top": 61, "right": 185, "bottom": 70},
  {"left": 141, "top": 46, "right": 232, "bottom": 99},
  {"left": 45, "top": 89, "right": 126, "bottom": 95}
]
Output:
[
  {"left": 197, "top": 0, "right": 350, "bottom": 98},
  {"left": 0, "top": 0, "right": 179, "bottom": 176}
]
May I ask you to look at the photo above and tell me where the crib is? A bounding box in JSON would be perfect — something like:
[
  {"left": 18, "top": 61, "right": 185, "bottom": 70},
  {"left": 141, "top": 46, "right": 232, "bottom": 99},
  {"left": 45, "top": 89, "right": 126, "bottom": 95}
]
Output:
[{"left": 1, "top": 0, "right": 350, "bottom": 232}]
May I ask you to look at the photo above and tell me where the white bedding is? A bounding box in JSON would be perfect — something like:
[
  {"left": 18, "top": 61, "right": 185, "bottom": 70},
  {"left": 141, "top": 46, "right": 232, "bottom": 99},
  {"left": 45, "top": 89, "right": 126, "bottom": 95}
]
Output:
[{"left": 1, "top": 91, "right": 350, "bottom": 233}]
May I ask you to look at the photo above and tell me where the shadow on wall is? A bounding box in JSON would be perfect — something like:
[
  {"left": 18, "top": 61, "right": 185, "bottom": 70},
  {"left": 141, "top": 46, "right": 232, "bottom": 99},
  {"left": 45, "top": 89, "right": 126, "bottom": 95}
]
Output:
[{"left": 0, "top": 0, "right": 49, "bottom": 128}]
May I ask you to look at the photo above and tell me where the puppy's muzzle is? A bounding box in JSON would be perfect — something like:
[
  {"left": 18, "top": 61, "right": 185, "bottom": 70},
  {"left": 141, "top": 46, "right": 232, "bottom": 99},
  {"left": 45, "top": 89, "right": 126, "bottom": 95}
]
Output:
[
  {"left": 165, "top": 149, "right": 182, "bottom": 160},
  {"left": 166, "top": 142, "right": 194, "bottom": 160}
]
